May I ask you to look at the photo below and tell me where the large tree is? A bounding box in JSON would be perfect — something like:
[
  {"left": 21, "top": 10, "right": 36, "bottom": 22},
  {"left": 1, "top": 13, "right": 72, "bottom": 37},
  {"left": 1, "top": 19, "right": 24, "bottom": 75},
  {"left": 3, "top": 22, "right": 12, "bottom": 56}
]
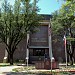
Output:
[
  {"left": 0, "top": 0, "right": 40, "bottom": 65},
  {"left": 52, "top": 1, "right": 75, "bottom": 65}
]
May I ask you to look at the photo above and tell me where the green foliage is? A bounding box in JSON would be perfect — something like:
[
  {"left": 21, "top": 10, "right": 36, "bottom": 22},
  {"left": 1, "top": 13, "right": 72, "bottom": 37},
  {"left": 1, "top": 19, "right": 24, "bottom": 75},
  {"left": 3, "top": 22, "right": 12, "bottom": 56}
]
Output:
[
  {"left": 52, "top": 0, "right": 75, "bottom": 35},
  {"left": 0, "top": 0, "right": 40, "bottom": 65},
  {"left": 52, "top": 0, "right": 75, "bottom": 65},
  {"left": 51, "top": 11, "right": 64, "bottom": 36},
  {"left": 67, "top": 37, "right": 75, "bottom": 41}
]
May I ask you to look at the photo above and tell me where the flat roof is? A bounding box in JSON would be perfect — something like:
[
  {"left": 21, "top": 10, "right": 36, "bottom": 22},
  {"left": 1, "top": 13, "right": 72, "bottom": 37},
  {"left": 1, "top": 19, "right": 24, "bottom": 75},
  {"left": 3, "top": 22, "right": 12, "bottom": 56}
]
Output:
[{"left": 40, "top": 14, "right": 52, "bottom": 20}]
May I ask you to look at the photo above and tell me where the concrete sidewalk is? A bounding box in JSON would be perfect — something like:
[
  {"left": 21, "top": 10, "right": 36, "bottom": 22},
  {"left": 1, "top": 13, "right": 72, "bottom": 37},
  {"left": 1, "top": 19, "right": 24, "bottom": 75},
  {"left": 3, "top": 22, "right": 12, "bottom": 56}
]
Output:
[{"left": 0, "top": 66, "right": 22, "bottom": 73}]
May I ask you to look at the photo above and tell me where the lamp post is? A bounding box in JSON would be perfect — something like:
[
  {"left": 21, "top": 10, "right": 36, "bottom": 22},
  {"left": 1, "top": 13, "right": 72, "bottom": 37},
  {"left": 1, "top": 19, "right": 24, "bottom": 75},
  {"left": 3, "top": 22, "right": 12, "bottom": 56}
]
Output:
[{"left": 48, "top": 19, "right": 53, "bottom": 73}]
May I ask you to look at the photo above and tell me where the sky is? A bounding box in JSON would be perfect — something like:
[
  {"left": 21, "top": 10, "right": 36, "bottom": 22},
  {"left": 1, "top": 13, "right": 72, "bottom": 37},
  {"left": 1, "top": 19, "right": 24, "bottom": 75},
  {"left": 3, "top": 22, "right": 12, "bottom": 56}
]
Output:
[
  {"left": 0, "top": 0, "right": 63, "bottom": 14},
  {"left": 37, "top": 0, "right": 63, "bottom": 14}
]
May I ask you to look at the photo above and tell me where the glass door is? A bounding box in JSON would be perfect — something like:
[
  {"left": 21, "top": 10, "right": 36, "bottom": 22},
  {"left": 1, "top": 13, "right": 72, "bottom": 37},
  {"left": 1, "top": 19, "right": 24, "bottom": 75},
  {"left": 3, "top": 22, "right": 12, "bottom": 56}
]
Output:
[{"left": 33, "top": 48, "right": 45, "bottom": 56}]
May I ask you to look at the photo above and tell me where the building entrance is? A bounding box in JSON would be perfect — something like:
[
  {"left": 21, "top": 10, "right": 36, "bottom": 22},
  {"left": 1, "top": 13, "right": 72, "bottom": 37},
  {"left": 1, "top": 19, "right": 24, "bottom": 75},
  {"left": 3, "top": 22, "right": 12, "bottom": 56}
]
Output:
[
  {"left": 33, "top": 48, "right": 45, "bottom": 56},
  {"left": 29, "top": 48, "right": 49, "bottom": 63}
]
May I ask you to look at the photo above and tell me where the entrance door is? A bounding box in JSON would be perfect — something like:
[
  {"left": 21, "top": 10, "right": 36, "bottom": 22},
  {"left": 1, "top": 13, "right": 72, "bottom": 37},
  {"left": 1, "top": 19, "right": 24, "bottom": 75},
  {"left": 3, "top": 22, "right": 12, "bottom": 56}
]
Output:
[
  {"left": 33, "top": 48, "right": 45, "bottom": 56},
  {"left": 29, "top": 48, "right": 45, "bottom": 63}
]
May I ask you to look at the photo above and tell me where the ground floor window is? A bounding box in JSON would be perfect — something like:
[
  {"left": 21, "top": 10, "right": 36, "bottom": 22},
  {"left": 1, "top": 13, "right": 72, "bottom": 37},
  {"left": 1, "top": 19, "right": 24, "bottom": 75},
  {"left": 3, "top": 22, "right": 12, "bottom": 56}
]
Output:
[{"left": 33, "top": 48, "right": 45, "bottom": 56}]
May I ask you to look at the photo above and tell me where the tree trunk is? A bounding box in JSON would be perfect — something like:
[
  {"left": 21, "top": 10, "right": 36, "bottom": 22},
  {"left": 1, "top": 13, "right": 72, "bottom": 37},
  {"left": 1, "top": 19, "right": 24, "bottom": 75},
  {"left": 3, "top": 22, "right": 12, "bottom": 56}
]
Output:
[
  {"left": 9, "top": 53, "right": 13, "bottom": 65},
  {"left": 70, "top": 54, "right": 73, "bottom": 65}
]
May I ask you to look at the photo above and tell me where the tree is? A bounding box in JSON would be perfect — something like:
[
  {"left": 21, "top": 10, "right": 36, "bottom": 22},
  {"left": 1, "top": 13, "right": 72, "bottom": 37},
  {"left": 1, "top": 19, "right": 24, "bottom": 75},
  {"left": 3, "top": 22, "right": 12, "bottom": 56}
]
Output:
[
  {"left": 52, "top": 1, "right": 75, "bottom": 65},
  {"left": 65, "top": 0, "right": 74, "bottom": 1},
  {"left": 0, "top": 0, "right": 40, "bottom": 65}
]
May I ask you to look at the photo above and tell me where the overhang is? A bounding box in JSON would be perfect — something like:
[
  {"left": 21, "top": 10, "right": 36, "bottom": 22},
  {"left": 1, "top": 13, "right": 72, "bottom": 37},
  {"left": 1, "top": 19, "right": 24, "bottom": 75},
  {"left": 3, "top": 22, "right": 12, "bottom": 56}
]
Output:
[{"left": 29, "top": 46, "right": 49, "bottom": 48}]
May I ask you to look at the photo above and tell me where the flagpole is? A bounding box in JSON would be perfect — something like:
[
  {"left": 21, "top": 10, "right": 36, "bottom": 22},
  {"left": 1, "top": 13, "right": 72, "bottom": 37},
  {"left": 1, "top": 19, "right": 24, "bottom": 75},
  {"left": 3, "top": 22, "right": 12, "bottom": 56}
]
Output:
[
  {"left": 65, "top": 42, "right": 67, "bottom": 68},
  {"left": 64, "top": 35, "right": 67, "bottom": 68}
]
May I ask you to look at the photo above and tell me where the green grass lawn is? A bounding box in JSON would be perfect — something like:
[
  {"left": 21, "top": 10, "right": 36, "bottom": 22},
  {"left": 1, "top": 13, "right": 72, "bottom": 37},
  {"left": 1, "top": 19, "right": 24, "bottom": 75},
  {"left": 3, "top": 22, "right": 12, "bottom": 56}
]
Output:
[
  {"left": 0, "top": 63, "right": 10, "bottom": 67},
  {"left": 0, "top": 62, "right": 25, "bottom": 66},
  {"left": 12, "top": 65, "right": 75, "bottom": 75}
]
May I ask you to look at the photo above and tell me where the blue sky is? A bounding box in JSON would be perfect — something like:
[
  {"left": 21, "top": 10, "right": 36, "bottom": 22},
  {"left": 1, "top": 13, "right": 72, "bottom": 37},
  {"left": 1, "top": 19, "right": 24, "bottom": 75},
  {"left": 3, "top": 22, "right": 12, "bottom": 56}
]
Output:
[
  {"left": 37, "top": 0, "right": 63, "bottom": 14},
  {"left": 0, "top": 0, "right": 63, "bottom": 14}
]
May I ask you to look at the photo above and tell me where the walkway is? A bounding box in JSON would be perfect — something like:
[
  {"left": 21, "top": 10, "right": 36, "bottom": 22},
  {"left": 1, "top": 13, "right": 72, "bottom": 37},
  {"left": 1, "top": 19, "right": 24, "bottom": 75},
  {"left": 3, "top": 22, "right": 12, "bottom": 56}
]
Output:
[
  {"left": 0, "top": 64, "right": 75, "bottom": 75},
  {"left": 0, "top": 66, "right": 22, "bottom": 75}
]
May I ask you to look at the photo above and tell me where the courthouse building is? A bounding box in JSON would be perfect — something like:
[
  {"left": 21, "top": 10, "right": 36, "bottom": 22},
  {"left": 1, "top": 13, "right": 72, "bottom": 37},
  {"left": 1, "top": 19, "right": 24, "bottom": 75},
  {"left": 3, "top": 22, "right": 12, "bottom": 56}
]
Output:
[{"left": 0, "top": 14, "right": 65, "bottom": 63}]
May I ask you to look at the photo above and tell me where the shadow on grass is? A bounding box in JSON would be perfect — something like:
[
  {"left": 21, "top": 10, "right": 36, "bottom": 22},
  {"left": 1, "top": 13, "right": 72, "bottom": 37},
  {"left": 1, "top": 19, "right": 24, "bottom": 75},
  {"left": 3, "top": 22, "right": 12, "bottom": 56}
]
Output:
[
  {"left": 3, "top": 71, "right": 75, "bottom": 75},
  {"left": 3, "top": 72, "right": 53, "bottom": 75}
]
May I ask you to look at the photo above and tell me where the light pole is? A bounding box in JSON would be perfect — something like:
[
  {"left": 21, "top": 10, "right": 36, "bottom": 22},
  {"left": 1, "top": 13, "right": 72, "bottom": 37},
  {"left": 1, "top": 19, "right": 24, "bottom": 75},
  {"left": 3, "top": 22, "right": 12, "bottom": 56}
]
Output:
[{"left": 48, "top": 19, "right": 53, "bottom": 73}]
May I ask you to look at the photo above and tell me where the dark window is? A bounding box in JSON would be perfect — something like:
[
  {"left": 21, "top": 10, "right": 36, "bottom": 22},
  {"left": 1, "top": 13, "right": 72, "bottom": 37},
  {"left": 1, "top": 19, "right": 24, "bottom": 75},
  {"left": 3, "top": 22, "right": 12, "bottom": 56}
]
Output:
[{"left": 33, "top": 48, "right": 45, "bottom": 56}]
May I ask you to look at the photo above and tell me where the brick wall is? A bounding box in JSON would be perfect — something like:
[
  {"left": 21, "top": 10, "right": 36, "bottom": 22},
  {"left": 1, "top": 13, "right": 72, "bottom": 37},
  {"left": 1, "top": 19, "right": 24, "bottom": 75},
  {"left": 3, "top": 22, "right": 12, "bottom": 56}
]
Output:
[
  {"left": 0, "top": 43, "right": 5, "bottom": 62},
  {"left": 0, "top": 38, "right": 27, "bottom": 62},
  {"left": 13, "top": 38, "right": 27, "bottom": 62}
]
